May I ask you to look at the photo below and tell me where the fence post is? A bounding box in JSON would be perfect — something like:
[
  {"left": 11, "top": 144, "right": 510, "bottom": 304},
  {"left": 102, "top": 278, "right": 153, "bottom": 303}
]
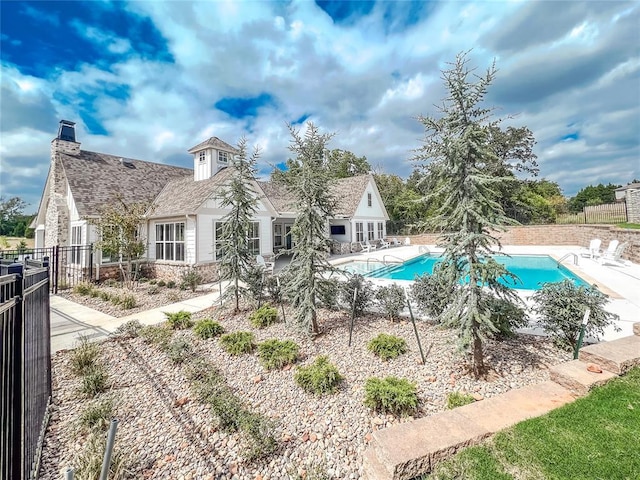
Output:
[
  {"left": 7, "top": 263, "right": 24, "bottom": 479},
  {"left": 53, "top": 245, "right": 60, "bottom": 294},
  {"left": 89, "top": 244, "right": 94, "bottom": 282}
]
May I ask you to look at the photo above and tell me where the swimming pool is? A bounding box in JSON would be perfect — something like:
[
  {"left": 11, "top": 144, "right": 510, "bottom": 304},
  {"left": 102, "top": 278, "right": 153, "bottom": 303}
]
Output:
[{"left": 339, "top": 254, "right": 590, "bottom": 290}]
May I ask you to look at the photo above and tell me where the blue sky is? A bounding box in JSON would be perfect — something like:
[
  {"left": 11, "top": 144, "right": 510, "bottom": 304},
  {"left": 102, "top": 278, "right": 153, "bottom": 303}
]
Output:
[{"left": 1, "top": 0, "right": 639, "bottom": 211}]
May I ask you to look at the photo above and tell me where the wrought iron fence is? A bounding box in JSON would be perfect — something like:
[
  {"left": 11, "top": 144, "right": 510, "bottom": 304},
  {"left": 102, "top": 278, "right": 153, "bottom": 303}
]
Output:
[
  {"left": 0, "top": 260, "right": 52, "bottom": 480},
  {"left": 0, "top": 245, "right": 94, "bottom": 293}
]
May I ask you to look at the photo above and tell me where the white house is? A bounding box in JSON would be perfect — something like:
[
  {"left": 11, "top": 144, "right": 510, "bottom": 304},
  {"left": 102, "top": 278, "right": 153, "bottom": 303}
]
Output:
[{"left": 32, "top": 120, "right": 389, "bottom": 280}]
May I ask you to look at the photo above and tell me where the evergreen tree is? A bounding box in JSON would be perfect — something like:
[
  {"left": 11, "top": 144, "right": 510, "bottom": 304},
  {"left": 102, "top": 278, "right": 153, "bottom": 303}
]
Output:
[
  {"left": 277, "top": 123, "right": 336, "bottom": 335},
  {"left": 414, "top": 52, "right": 522, "bottom": 377},
  {"left": 218, "top": 138, "right": 261, "bottom": 313}
]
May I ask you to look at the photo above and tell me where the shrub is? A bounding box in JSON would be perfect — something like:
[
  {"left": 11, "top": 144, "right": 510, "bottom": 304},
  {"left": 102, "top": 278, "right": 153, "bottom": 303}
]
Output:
[
  {"left": 70, "top": 336, "right": 100, "bottom": 375},
  {"left": 81, "top": 365, "right": 109, "bottom": 397},
  {"left": 194, "top": 318, "right": 224, "bottom": 339},
  {"left": 100, "top": 291, "right": 112, "bottom": 302},
  {"left": 446, "top": 391, "right": 475, "bottom": 409},
  {"left": 120, "top": 294, "right": 136, "bottom": 310},
  {"left": 139, "top": 325, "right": 172, "bottom": 347},
  {"left": 340, "top": 274, "right": 373, "bottom": 317},
  {"left": 294, "top": 356, "right": 343, "bottom": 395},
  {"left": 244, "top": 265, "right": 266, "bottom": 305},
  {"left": 264, "top": 276, "right": 282, "bottom": 304},
  {"left": 181, "top": 269, "right": 203, "bottom": 292},
  {"left": 73, "top": 282, "right": 94, "bottom": 296},
  {"left": 317, "top": 277, "right": 340, "bottom": 310},
  {"left": 166, "top": 280, "right": 176, "bottom": 289},
  {"left": 257, "top": 339, "right": 300, "bottom": 370},
  {"left": 149, "top": 279, "right": 157, "bottom": 285},
  {"left": 531, "top": 280, "right": 620, "bottom": 351},
  {"left": 220, "top": 331, "right": 256, "bottom": 355},
  {"left": 78, "top": 397, "right": 114, "bottom": 433},
  {"left": 103, "top": 278, "right": 119, "bottom": 287},
  {"left": 374, "top": 284, "right": 406, "bottom": 321},
  {"left": 147, "top": 285, "right": 159, "bottom": 295},
  {"left": 165, "top": 337, "right": 193, "bottom": 364},
  {"left": 89, "top": 288, "right": 101, "bottom": 298},
  {"left": 113, "top": 320, "right": 143, "bottom": 339},
  {"left": 74, "top": 433, "right": 133, "bottom": 480},
  {"left": 167, "top": 291, "right": 181, "bottom": 303},
  {"left": 139, "top": 277, "right": 149, "bottom": 283},
  {"left": 249, "top": 304, "right": 279, "bottom": 328},
  {"left": 367, "top": 334, "right": 408, "bottom": 360},
  {"left": 410, "top": 263, "right": 457, "bottom": 319},
  {"left": 364, "top": 376, "right": 418, "bottom": 415},
  {"left": 484, "top": 294, "right": 529, "bottom": 338},
  {"left": 110, "top": 295, "right": 121, "bottom": 306},
  {"left": 165, "top": 310, "right": 193, "bottom": 329},
  {"left": 157, "top": 280, "right": 166, "bottom": 287}
]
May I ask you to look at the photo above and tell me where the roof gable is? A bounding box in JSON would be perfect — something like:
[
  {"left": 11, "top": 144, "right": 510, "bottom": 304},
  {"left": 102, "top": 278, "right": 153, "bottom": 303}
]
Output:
[{"left": 188, "top": 137, "right": 238, "bottom": 154}]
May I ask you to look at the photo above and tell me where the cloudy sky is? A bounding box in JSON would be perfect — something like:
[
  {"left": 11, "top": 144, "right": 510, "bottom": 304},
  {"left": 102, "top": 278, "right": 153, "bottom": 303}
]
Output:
[{"left": 1, "top": 0, "right": 639, "bottom": 211}]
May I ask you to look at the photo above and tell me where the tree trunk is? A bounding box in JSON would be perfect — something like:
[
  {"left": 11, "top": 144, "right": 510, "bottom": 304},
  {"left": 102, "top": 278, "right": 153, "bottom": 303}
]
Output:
[{"left": 472, "top": 325, "right": 485, "bottom": 378}]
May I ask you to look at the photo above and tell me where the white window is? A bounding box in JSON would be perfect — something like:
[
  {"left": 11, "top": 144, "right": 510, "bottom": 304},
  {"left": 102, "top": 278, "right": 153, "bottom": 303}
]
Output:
[
  {"left": 214, "top": 221, "right": 224, "bottom": 261},
  {"left": 71, "top": 225, "right": 82, "bottom": 264},
  {"left": 355, "top": 222, "right": 364, "bottom": 242},
  {"left": 377, "top": 222, "right": 384, "bottom": 239},
  {"left": 367, "top": 222, "right": 375, "bottom": 241},
  {"left": 274, "top": 224, "right": 283, "bottom": 248},
  {"left": 199, "top": 151, "right": 206, "bottom": 163},
  {"left": 248, "top": 221, "right": 260, "bottom": 255},
  {"left": 367, "top": 192, "right": 372, "bottom": 207},
  {"left": 218, "top": 151, "right": 229, "bottom": 164},
  {"left": 155, "top": 222, "right": 185, "bottom": 261}
]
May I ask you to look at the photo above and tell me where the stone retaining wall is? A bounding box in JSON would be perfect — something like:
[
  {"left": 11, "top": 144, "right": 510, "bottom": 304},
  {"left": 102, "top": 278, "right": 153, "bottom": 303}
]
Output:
[
  {"left": 407, "top": 225, "right": 640, "bottom": 264},
  {"left": 152, "top": 261, "right": 220, "bottom": 283}
]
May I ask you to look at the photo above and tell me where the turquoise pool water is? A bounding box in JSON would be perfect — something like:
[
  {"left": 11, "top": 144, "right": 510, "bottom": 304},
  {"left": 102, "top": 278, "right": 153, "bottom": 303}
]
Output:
[{"left": 340, "top": 255, "right": 590, "bottom": 290}]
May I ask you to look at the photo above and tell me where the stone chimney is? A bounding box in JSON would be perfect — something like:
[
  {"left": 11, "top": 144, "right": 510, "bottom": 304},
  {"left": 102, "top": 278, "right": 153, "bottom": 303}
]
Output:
[{"left": 51, "top": 119, "right": 81, "bottom": 156}]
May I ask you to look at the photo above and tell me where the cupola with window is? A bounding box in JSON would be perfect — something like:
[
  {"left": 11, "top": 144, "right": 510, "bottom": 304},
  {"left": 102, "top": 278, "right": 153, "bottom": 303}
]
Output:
[{"left": 188, "top": 136, "right": 238, "bottom": 181}]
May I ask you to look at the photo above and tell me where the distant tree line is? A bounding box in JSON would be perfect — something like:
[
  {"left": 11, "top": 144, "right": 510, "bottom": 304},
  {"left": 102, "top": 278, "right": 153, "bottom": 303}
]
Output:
[{"left": 0, "top": 196, "right": 35, "bottom": 238}]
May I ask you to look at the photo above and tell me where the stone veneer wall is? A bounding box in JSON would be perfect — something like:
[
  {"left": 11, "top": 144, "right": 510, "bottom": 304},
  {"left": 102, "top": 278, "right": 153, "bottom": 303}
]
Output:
[
  {"left": 626, "top": 191, "right": 640, "bottom": 223},
  {"left": 408, "top": 224, "right": 640, "bottom": 264},
  {"left": 152, "top": 262, "right": 220, "bottom": 284}
]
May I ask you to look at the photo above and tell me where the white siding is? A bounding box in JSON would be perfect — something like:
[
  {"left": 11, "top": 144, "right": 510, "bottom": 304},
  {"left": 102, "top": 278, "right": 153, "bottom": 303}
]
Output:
[
  {"left": 185, "top": 216, "right": 197, "bottom": 263},
  {"left": 193, "top": 150, "right": 212, "bottom": 181},
  {"left": 353, "top": 181, "right": 387, "bottom": 220},
  {"left": 329, "top": 219, "right": 351, "bottom": 243},
  {"left": 67, "top": 185, "right": 80, "bottom": 221}
]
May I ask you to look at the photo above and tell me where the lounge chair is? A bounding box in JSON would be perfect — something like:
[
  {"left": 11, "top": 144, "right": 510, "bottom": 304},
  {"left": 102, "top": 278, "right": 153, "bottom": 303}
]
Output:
[
  {"left": 391, "top": 237, "right": 401, "bottom": 247},
  {"left": 359, "top": 241, "right": 376, "bottom": 253},
  {"left": 404, "top": 237, "right": 411, "bottom": 246},
  {"left": 256, "top": 254, "right": 275, "bottom": 274},
  {"left": 379, "top": 239, "right": 390, "bottom": 249},
  {"left": 580, "top": 238, "right": 602, "bottom": 259},
  {"left": 599, "top": 242, "right": 627, "bottom": 266}
]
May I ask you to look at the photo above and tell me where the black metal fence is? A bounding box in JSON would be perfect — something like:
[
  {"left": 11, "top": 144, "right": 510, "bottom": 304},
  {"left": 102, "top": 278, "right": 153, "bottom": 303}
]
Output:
[
  {"left": 0, "top": 260, "right": 52, "bottom": 480},
  {"left": 0, "top": 245, "right": 94, "bottom": 293}
]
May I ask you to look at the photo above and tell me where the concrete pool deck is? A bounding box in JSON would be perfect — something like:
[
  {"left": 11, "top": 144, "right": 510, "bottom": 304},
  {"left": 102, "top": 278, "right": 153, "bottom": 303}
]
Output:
[{"left": 329, "top": 244, "right": 640, "bottom": 342}]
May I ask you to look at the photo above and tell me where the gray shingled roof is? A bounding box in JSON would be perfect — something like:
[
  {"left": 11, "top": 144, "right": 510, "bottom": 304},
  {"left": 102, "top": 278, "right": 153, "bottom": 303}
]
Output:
[
  {"left": 615, "top": 182, "right": 640, "bottom": 191},
  {"left": 187, "top": 137, "right": 238, "bottom": 154},
  {"left": 258, "top": 174, "right": 373, "bottom": 218},
  {"left": 60, "top": 150, "right": 192, "bottom": 217},
  {"left": 150, "top": 167, "right": 235, "bottom": 217}
]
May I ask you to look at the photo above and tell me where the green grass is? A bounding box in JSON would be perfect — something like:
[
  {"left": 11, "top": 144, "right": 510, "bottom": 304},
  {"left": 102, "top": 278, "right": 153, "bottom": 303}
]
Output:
[
  {"left": 428, "top": 367, "right": 640, "bottom": 480},
  {"left": 616, "top": 222, "right": 640, "bottom": 230}
]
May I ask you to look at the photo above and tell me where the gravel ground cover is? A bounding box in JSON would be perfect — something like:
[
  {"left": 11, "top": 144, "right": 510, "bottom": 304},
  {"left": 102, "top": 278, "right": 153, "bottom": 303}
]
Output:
[
  {"left": 59, "top": 282, "right": 214, "bottom": 317},
  {"left": 40, "top": 304, "right": 570, "bottom": 479}
]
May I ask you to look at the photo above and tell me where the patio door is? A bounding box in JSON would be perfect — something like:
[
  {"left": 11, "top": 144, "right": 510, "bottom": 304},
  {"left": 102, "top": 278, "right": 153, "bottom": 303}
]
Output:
[{"left": 285, "top": 225, "right": 292, "bottom": 249}]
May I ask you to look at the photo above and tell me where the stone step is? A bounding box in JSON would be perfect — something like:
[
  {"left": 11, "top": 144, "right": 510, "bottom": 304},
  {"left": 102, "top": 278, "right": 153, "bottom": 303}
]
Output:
[
  {"left": 362, "top": 446, "right": 393, "bottom": 480},
  {"left": 634, "top": 322, "right": 640, "bottom": 336},
  {"left": 578, "top": 335, "right": 640, "bottom": 374},
  {"left": 549, "top": 360, "right": 618, "bottom": 396}
]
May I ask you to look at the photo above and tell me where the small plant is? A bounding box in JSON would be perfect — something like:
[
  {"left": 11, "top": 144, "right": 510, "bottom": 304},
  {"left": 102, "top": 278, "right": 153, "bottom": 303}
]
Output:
[
  {"left": 165, "top": 337, "right": 193, "bottom": 364},
  {"left": 446, "top": 391, "right": 475, "bottom": 409},
  {"left": 103, "top": 278, "right": 120, "bottom": 288},
  {"left": 531, "top": 280, "right": 620, "bottom": 350},
  {"left": 249, "top": 304, "right": 279, "bottom": 328},
  {"left": 410, "top": 263, "right": 457, "bottom": 319},
  {"left": 89, "top": 288, "right": 101, "bottom": 298},
  {"left": 194, "top": 318, "right": 224, "bottom": 339},
  {"left": 340, "top": 274, "right": 373, "bottom": 317},
  {"left": 166, "top": 280, "right": 176, "bottom": 289},
  {"left": 374, "top": 284, "right": 407, "bottom": 321},
  {"left": 73, "top": 282, "right": 94, "bottom": 296},
  {"left": 167, "top": 291, "right": 180, "bottom": 302},
  {"left": 257, "top": 339, "right": 300, "bottom": 370},
  {"left": 70, "top": 336, "right": 100, "bottom": 375},
  {"left": 364, "top": 376, "right": 418, "bottom": 415},
  {"left": 264, "top": 275, "right": 282, "bottom": 304},
  {"left": 100, "top": 291, "right": 112, "bottom": 302},
  {"left": 181, "top": 268, "right": 203, "bottom": 292},
  {"left": 294, "top": 356, "right": 343, "bottom": 395},
  {"left": 317, "top": 277, "right": 340, "bottom": 309},
  {"left": 81, "top": 365, "right": 109, "bottom": 397},
  {"left": 110, "top": 295, "right": 122, "bottom": 306},
  {"left": 484, "top": 294, "right": 528, "bottom": 338},
  {"left": 165, "top": 310, "right": 193, "bottom": 329},
  {"left": 157, "top": 280, "right": 166, "bottom": 287},
  {"left": 120, "top": 294, "right": 136, "bottom": 310},
  {"left": 147, "top": 285, "right": 159, "bottom": 295},
  {"left": 149, "top": 279, "right": 157, "bottom": 285},
  {"left": 367, "top": 333, "right": 407, "bottom": 360},
  {"left": 220, "top": 331, "right": 256, "bottom": 355},
  {"left": 73, "top": 433, "right": 133, "bottom": 480},
  {"left": 113, "top": 320, "right": 143, "bottom": 339},
  {"left": 78, "top": 397, "right": 114, "bottom": 433},
  {"left": 139, "top": 325, "right": 173, "bottom": 347}
]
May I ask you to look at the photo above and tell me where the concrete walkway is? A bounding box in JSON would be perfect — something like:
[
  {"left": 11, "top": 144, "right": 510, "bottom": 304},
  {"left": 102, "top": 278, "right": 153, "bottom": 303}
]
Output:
[
  {"left": 50, "top": 286, "right": 226, "bottom": 352},
  {"left": 363, "top": 324, "right": 640, "bottom": 480}
]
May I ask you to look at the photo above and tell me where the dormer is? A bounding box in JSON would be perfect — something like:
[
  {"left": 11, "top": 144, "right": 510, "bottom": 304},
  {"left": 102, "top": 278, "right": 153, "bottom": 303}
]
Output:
[{"left": 188, "top": 136, "right": 238, "bottom": 181}]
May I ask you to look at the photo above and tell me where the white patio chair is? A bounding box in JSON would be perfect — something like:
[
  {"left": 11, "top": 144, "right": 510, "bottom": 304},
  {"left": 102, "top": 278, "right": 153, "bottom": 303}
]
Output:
[
  {"left": 580, "top": 238, "right": 602, "bottom": 259},
  {"left": 404, "top": 237, "right": 411, "bottom": 246},
  {"left": 379, "top": 239, "right": 390, "bottom": 249},
  {"left": 359, "top": 241, "right": 376, "bottom": 253},
  {"left": 599, "top": 242, "right": 627, "bottom": 266},
  {"left": 256, "top": 254, "right": 274, "bottom": 274},
  {"left": 391, "top": 237, "right": 401, "bottom": 247}
]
